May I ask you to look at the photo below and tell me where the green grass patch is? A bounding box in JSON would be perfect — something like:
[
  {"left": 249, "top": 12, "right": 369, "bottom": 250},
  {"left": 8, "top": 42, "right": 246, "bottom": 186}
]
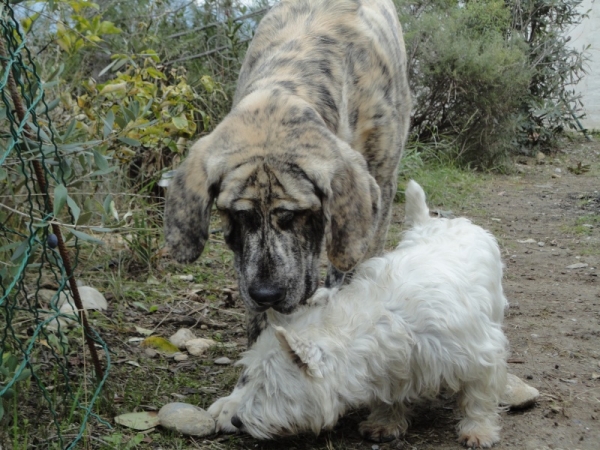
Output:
[
  {"left": 398, "top": 159, "right": 487, "bottom": 210},
  {"left": 565, "top": 214, "right": 600, "bottom": 236}
]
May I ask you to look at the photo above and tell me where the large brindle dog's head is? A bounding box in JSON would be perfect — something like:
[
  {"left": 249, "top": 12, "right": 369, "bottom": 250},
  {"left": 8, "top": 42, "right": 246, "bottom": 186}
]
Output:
[{"left": 165, "top": 91, "right": 380, "bottom": 314}]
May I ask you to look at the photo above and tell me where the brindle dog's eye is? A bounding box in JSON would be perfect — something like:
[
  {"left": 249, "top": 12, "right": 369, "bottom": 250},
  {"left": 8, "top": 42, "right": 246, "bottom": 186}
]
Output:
[
  {"left": 275, "top": 210, "right": 296, "bottom": 228},
  {"left": 233, "top": 210, "right": 247, "bottom": 219},
  {"left": 232, "top": 209, "right": 260, "bottom": 230}
]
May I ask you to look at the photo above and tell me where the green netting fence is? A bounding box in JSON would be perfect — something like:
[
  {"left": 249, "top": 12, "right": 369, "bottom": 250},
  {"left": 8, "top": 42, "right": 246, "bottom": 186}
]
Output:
[{"left": 1, "top": 1, "right": 110, "bottom": 448}]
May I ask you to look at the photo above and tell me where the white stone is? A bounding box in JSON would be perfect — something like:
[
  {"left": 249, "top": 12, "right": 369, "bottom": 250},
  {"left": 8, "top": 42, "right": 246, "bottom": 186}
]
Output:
[
  {"left": 186, "top": 338, "right": 217, "bottom": 356},
  {"left": 45, "top": 301, "right": 87, "bottom": 331},
  {"left": 75, "top": 286, "right": 108, "bottom": 310},
  {"left": 517, "top": 238, "right": 537, "bottom": 244},
  {"left": 176, "top": 275, "right": 194, "bottom": 282},
  {"left": 214, "top": 357, "right": 232, "bottom": 365},
  {"left": 158, "top": 402, "right": 215, "bottom": 436},
  {"left": 500, "top": 373, "right": 539, "bottom": 409},
  {"left": 174, "top": 353, "right": 189, "bottom": 362},
  {"left": 566, "top": 263, "right": 589, "bottom": 269},
  {"left": 34, "top": 289, "right": 70, "bottom": 306},
  {"left": 169, "top": 328, "right": 197, "bottom": 349},
  {"left": 42, "top": 286, "right": 108, "bottom": 311}
]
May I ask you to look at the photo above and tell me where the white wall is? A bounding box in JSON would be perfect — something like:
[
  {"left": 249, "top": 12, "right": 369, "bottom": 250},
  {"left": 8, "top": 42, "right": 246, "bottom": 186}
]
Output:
[{"left": 569, "top": 0, "right": 600, "bottom": 130}]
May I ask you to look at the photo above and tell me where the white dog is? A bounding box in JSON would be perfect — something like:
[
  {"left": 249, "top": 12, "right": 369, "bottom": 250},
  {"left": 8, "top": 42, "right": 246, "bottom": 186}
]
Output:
[{"left": 208, "top": 180, "right": 509, "bottom": 447}]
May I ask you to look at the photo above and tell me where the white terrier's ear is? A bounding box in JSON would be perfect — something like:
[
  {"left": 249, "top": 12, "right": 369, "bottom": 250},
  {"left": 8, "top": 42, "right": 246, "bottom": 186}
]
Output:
[{"left": 273, "top": 326, "right": 323, "bottom": 378}]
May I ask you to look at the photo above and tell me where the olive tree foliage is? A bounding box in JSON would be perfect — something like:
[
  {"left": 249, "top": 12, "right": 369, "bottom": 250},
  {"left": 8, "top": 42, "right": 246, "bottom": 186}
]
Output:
[
  {"left": 396, "top": 0, "right": 588, "bottom": 168},
  {"left": 508, "top": 0, "right": 588, "bottom": 148}
]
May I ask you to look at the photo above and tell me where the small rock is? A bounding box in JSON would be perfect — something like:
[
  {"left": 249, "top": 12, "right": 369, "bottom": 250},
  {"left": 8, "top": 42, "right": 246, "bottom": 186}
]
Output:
[
  {"left": 517, "top": 238, "right": 537, "bottom": 244},
  {"left": 582, "top": 224, "right": 594, "bottom": 229},
  {"left": 35, "top": 289, "right": 70, "bottom": 306},
  {"left": 491, "top": 218, "right": 501, "bottom": 222},
  {"left": 176, "top": 275, "right": 194, "bottom": 282},
  {"left": 38, "top": 286, "right": 108, "bottom": 314},
  {"left": 199, "top": 387, "right": 218, "bottom": 394},
  {"left": 537, "top": 242, "right": 545, "bottom": 247},
  {"left": 44, "top": 307, "right": 78, "bottom": 332},
  {"left": 536, "top": 152, "right": 546, "bottom": 162},
  {"left": 500, "top": 373, "right": 539, "bottom": 409},
  {"left": 214, "top": 357, "right": 232, "bottom": 365},
  {"left": 174, "top": 353, "right": 189, "bottom": 362},
  {"left": 186, "top": 338, "right": 217, "bottom": 356},
  {"left": 144, "top": 348, "right": 158, "bottom": 358},
  {"left": 158, "top": 402, "right": 215, "bottom": 436},
  {"left": 566, "top": 263, "right": 589, "bottom": 270},
  {"left": 170, "top": 328, "right": 197, "bottom": 350},
  {"left": 591, "top": 373, "right": 600, "bottom": 380},
  {"left": 554, "top": 168, "right": 562, "bottom": 174},
  {"left": 76, "top": 286, "right": 108, "bottom": 310}
]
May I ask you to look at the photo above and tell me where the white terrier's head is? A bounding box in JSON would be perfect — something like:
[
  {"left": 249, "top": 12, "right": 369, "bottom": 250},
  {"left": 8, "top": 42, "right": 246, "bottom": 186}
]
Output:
[{"left": 231, "top": 325, "right": 343, "bottom": 439}]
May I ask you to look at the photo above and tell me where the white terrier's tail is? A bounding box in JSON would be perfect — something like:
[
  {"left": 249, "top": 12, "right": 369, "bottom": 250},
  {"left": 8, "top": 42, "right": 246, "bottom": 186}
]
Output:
[{"left": 404, "top": 180, "right": 430, "bottom": 227}]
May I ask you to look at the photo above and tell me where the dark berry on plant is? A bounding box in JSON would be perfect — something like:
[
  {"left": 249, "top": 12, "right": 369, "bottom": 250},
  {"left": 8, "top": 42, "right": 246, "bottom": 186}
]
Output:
[{"left": 47, "top": 233, "right": 58, "bottom": 249}]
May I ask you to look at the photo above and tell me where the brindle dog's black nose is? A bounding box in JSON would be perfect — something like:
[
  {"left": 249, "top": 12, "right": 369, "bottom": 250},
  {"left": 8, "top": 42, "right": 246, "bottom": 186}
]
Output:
[
  {"left": 248, "top": 285, "right": 286, "bottom": 306},
  {"left": 231, "top": 415, "right": 243, "bottom": 429}
]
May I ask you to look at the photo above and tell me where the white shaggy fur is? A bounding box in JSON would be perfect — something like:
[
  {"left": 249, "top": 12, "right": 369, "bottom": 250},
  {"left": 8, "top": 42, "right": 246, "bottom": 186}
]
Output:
[{"left": 208, "top": 180, "right": 509, "bottom": 447}]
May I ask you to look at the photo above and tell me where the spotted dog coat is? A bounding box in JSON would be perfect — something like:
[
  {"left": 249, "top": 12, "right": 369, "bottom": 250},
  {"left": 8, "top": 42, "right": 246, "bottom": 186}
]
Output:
[{"left": 165, "top": 0, "right": 411, "bottom": 344}]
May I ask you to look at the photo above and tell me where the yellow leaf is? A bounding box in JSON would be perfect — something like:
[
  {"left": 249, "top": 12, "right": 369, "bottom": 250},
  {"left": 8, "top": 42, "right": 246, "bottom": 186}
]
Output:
[
  {"left": 99, "top": 82, "right": 128, "bottom": 95},
  {"left": 140, "top": 336, "right": 179, "bottom": 355},
  {"left": 77, "top": 95, "right": 89, "bottom": 108},
  {"left": 200, "top": 75, "right": 216, "bottom": 94},
  {"left": 115, "top": 411, "right": 159, "bottom": 430},
  {"left": 145, "top": 67, "right": 166, "bottom": 80},
  {"left": 171, "top": 115, "right": 188, "bottom": 130}
]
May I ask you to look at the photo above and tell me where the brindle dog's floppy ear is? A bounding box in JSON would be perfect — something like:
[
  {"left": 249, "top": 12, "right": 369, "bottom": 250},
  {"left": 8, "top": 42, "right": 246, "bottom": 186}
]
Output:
[
  {"left": 305, "top": 142, "right": 381, "bottom": 272},
  {"left": 164, "top": 136, "right": 224, "bottom": 263}
]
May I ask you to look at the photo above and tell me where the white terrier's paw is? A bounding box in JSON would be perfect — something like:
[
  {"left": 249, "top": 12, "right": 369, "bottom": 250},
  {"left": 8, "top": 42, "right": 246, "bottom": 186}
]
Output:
[
  {"left": 307, "top": 287, "right": 335, "bottom": 307},
  {"left": 207, "top": 395, "right": 241, "bottom": 433},
  {"left": 458, "top": 426, "right": 499, "bottom": 448},
  {"left": 359, "top": 419, "right": 402, "bottom": 443}
]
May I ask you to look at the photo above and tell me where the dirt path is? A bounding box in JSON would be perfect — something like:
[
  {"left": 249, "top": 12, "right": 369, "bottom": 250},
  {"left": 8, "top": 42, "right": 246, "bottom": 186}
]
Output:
[{"left": 468, "top": 141, "right": 600, "bottom": 450}]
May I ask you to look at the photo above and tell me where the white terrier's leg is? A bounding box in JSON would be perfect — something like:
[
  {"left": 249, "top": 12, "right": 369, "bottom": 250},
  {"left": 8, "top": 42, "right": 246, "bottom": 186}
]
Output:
[
  {"left": 207, "top": 388, "right": 245, "bottom": 433},
  {"left": 456, "top": 378, "right": 503, "bottom": 448},
  {"left": 359, "top": 402, "right": 409, "bottom": 442}
]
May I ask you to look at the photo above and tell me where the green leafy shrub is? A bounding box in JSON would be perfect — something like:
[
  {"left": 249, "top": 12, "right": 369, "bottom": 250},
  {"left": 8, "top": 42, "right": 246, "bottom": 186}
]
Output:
[
  {"left": 70, "top": 52, "right": 224, "bottom": 195},
  {"left": 397, "top": 0, "right": 587, "bottom": 167},
  {"left": 509, "top": 0, "right": 588, "bottom": 150},
  {"left": 399, "top": 0, "right": 532, "bottom": 168}
]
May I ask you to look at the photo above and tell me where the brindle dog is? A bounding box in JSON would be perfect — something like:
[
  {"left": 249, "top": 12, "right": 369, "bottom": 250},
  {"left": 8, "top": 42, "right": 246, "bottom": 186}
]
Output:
[{"left": 165, "top": 0, "right": 411, "bottom": 344}]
